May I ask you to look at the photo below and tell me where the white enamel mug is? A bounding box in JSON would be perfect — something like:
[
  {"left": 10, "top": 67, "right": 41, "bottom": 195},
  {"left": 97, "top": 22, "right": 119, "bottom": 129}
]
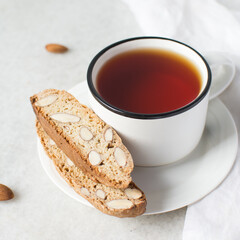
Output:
[{"left": 87, "top": 37, "right": 212, "bottom": 166}]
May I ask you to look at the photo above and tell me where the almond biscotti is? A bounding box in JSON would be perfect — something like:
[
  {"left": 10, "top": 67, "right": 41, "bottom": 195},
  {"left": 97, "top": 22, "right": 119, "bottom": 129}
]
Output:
[
  {"left": 30, "top": 89, "right": 134, "bottom": 188},
  {"left": 36, "top": 121, "right": 146, "bottom": 217}
]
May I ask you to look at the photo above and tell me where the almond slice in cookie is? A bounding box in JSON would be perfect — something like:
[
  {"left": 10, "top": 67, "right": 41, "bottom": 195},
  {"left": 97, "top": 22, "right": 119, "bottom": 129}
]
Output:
[
  {"left": 80, "top": 187, "right": 90, "bottom": 197},
  {"left": 95, "top": 189, "right": 106, "bottom": 200},
  {"left": 125, "top": 188, "right": 142, "bottom": 199},
  {"left": 35, "top": 94, "right": 58, "bottom": 107},
  {"left": 50, "top": 113, "right": 80, "bottom": 123},
  {"left": 106, "top": 199, "right": 133, "bottom": 209},
  {"left": 80, "top": 127, "right": 93, "bottom": 141},
  {"left": 104, "top": 128, "right": 113, "bottom": 142},
  {"left": 89, "top": 150, "right": 102, "bottom": 166},
  {"left": 114, "top": 147, "right": 127, "bottom": 167}
]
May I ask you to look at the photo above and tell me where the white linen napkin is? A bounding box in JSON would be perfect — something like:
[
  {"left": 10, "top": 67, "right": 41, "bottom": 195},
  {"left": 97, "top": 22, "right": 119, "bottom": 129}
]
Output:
[{"left": 122, "top": 0, "right": 240, "bottom": 239}]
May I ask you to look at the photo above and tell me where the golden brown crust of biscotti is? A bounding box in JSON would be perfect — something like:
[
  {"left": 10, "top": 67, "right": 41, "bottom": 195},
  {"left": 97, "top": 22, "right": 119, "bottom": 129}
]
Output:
[
  {"left": 36, "top": 121, "right": 146, "bottom": 217},
  {"left": 30, "top": 89, "right": 134, "bottom": 188}
]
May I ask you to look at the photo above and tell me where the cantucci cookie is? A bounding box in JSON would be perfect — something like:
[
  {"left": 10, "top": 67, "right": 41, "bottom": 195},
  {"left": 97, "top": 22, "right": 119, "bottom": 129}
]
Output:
[
  {"left": 30, "top": 89, "right": 134, "bottom": 188},
  {"left": 36, "top": 121, "right": 146, "bottom": 217}
]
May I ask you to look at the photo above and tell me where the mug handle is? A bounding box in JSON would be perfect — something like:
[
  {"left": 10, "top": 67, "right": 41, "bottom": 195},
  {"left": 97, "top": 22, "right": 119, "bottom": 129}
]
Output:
[{"left": 203, "top": 51, "right": 236, "bottom": 100}]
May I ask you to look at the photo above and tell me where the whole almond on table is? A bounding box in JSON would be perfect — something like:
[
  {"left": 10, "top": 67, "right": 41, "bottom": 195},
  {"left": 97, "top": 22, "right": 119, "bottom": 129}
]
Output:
[
  {"left": 0, "top": 184, "right": 14, "bottom": 201},
  {"left": 45, "top": 43, "right": 68, "bottom": 53}
]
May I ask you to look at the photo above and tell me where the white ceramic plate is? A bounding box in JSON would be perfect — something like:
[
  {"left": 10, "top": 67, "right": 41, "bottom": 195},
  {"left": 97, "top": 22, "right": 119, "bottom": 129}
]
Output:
[{"left": 38, "top": 81, "right": 238, "bottom": 215}]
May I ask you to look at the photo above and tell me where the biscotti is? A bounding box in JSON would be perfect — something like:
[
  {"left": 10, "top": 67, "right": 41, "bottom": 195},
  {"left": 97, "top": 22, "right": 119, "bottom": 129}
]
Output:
[
  {"left": 30, "top": 89, "right": 134, "bottom": 188},
  {"left": 36, "top": 121, "right": 146, "bottom": 217}
]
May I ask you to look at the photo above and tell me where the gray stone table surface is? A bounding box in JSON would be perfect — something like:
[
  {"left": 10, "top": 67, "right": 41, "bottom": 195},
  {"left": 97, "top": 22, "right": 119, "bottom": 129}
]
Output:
[{"left": 0, "top": 0, "right": 187, "bottom": 239}]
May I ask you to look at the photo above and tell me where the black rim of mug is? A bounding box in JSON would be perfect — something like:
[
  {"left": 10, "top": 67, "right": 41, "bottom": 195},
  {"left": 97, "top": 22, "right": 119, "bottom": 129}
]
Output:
[{"left": 87, "top": 36, "right": 212, "bottom": 119}]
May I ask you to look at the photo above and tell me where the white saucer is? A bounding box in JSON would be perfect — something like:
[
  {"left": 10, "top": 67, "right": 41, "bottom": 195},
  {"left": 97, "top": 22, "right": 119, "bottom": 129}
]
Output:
[{"left": 38, "top": 81, "right": 238, "bottom": 215}]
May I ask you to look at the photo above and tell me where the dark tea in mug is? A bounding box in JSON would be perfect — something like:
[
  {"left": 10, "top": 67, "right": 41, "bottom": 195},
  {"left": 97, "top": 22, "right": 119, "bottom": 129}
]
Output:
[{"left": 96, "top": 48, "right": 202, "bottom": 114}]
